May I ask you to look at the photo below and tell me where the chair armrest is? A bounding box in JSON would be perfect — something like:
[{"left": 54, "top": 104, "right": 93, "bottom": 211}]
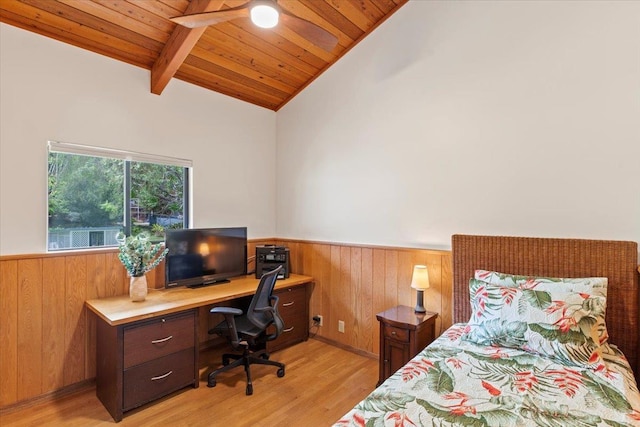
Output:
[
  {"left": 210, "top": 307, "right": 243, "bottom": 316},
  {"left": 210, "top": 307, "right": 243, "bottom": 348},
  {"left": 261, "top": 295, "right": 284, "bottom": 341}
]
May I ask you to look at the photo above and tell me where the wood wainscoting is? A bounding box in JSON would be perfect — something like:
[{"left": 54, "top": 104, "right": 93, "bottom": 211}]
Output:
[
  {"left": 0, "top": 239, "right": 452, "bottom": 410},
  {"left": 275, "top": 239, "right": 453, "bottom": 358}
]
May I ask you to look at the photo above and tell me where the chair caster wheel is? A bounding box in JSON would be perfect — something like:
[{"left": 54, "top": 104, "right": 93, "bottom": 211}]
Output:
[
  {"left": 260, "top": 353, "right": 270, "bottom": 360},
  {"left": 208, "top": 378, "right": 216, "bottom": 388},
  {"left": 246, "top": 384, "right": 253, "bottom": 395},
  {"left": 222, "top": 357, "right": 230, "bottom": 366},
  {"left": 277, "top": 367, "right": 285, "bottom": 378}
]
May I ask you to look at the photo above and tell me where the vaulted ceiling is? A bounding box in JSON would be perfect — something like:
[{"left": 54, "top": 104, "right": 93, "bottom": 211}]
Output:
[{"left": 0, "top": 0, "right": 408, "bottom": 110}]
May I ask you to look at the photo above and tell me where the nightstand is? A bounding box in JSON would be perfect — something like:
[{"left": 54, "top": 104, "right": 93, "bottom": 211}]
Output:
[{"left": 376, "top": 305, "right": 437, "bottom": 386}]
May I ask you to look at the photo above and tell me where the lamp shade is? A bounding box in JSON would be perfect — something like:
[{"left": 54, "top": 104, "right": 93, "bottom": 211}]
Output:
[{"left": 410, "top": 265, "right": 430, "bottom": 290}]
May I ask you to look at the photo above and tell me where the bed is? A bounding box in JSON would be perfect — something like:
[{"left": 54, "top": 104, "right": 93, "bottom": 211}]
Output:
[{"left": 335, "top": 235, "right": 640, "bottom": 426}]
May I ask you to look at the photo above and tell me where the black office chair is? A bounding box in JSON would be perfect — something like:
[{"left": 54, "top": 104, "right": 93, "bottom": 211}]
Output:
[{"left": 207, "top": 266, "right": 285, "bottom": 395}]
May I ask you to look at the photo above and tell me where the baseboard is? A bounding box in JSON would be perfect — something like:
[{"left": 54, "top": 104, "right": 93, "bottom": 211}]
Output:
[
  {"left": 311, "top": 336, "right": 377, "bottom": 360},
  {"left": 0, "top": 379, "right": 95, "bottom": 415}
]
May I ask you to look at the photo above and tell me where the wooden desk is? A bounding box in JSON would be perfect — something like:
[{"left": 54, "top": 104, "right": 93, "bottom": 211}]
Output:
[{"left": 86, "top": 274, "right": 313, "bottom": 422}]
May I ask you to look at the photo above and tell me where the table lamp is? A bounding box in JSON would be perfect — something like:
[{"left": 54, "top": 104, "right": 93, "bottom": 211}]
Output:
[{"left": 411, "top": 265, "right": 430, "bottom": 313}]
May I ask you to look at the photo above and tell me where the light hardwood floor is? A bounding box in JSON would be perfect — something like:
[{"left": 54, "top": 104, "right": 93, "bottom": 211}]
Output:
[{"left": 0, "top": 339, "right": 377, "bottom": 426}]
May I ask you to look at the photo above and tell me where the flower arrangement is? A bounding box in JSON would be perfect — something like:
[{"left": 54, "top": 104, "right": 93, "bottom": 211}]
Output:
[{"left": 116, "top": 232, "right": 168, "bottom": 277}]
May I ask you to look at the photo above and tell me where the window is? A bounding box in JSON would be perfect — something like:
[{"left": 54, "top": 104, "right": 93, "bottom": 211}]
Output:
[{"left": 47, "top": 141, "right": 191, "bottom": 251}]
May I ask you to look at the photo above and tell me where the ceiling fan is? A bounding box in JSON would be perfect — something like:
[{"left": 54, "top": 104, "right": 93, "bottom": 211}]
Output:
[{"left": 170, "top": 0, "right": 339, "bottom": 52}]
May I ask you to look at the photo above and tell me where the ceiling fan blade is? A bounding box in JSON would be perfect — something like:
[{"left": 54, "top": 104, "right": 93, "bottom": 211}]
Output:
[
  {"left": 170, "top": 7, "right": 250, "bottom": 29},
  {"left": 280, "top": 12, "right": 338, "bottom": 52}
]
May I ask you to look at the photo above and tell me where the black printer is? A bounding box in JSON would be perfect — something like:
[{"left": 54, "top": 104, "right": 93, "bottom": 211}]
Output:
[{"left": 255, "top": 245, "right": 290, "bottom": 279}]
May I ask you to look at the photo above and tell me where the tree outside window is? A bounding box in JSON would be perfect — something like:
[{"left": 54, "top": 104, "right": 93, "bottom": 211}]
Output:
[{"left": 47, "top": 147, "right": 189, "bottom": 251}]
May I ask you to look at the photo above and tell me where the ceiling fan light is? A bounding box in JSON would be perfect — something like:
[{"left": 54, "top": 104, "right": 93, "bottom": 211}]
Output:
[{"left": 250, "top": 4, "right": 279, "bottom": 29}]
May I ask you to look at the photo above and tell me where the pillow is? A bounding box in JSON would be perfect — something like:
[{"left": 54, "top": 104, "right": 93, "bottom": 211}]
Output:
[
  {"left": 474, "top": 269, "right": 608, "bottom": 298},
  {"left": 462, "top": 279, "right": 608, "bottom": 368},
  {"left": 474, "top": 270, "right": 610, "bottom": 346}
]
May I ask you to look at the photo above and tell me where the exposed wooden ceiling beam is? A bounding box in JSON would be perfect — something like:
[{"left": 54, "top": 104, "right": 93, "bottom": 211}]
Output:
[{"left": 150, "top": 0, "right": 225, "bottom": 95}]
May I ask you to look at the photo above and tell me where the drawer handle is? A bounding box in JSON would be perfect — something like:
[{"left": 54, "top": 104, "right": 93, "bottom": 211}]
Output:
[
  {"left": 283, "top": 326, "right": 294, "bottom": 332},
  {"left": 151, "top": 335, "right": 173, "bottom": 344},
  {"left": 151, "top": 371, "right": 173, "bottom": 381},
  {"left": 391, "top": 331, "right": 397, "bottom": 335},
  {"left": 282, "top": 302, "right": 294, "bottom": 307}
]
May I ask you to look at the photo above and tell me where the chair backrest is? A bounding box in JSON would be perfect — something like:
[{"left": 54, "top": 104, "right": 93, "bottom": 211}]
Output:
[{"left": 247, "top": 266, "right": 283, "bottom": 332}]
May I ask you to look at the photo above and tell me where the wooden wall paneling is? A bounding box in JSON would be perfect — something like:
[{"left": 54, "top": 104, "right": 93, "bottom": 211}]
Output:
[
  {"left": 147, "top": 261, "right": 164, "bottom": 289},
  {"left": 329, "top": 245, "right": 341, "bottom": 343},
  {"left": 313, "top": 243, "right": 332, "bottom": 338},
  {"left": 17, "top": 258, "right": 43, "bottom": 401},
  {"left": 349, "top": 246, "right": 361, "bottom": 349},
  {"left": 282, "top": 242, "right": 453, "bottom": 358},
  {"left": 105, "top": 252, "right": 127, "bottom": 297},
  {"left": 371, "top": 249, "right": 386, "bottom": 357},
  {"left": 247, "top": 241, "right": 257, "bottom": 274},
  {"left": 300, "top": 242, "right": 313, "bottom": 333},
  {"left": 85, "top": 254, "right": 106, "bottom": 379},
  {"left": 397, "top": 250, "right": 415, "bottom": 308},
  {"left": 0, "top": 260, "right": 18, "bottom": 405},
  {"left": 339, "top": 246, "right": 352, "bottom": 346},
  {"left": 360, "top": 248, "right": 373, "bottom": 354},
  {"left": 41, "top": 257, "right": 66, "bottom": 392},
  {"left": 384, "top": 250, "right": 398, "bottom": 311},
  {"left": 307, "top": 244, "right": 322, "bottom": 327},
  {"left": 287, "top": 241, "right": 299, "bottom": 271},
  {"left": 302, "top": 242, "right": 313, "bottom": 278},
  {"left": 64, "top": 256, "right": 86, "bottom": 386},
  {"left": 424, "top": 253, "right": 443, "bottom": 335}
]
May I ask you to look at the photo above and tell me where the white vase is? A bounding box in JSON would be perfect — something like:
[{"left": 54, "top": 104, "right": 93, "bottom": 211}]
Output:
[{"left": 129, "top": 275, "right": 148, "bottom": 302}]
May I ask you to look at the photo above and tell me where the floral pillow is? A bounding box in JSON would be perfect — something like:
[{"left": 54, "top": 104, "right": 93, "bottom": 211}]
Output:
[
  {"left": 462, "top": 279, "right": 608, "bottom": 368},
  {"left": 474, "top": 269, "right": 608, "bottom": 298}
]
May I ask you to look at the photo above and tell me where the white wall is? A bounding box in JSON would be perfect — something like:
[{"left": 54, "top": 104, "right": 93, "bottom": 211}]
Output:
[
  {"left": 0, "top": 24, "right": 277, "bottom": 255},
  {"left": 277, "top": 0, "right": 640, "bottom": 250}
]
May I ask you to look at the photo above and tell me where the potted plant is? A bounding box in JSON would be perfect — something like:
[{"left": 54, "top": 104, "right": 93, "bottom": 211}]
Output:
[{"left": 116, "top": 232, "right": 168, "bottom": 301}]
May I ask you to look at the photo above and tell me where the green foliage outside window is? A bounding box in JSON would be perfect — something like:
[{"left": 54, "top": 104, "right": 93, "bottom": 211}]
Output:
[{"left": 47, "top": 151, "right": 187, "bottom": 250}]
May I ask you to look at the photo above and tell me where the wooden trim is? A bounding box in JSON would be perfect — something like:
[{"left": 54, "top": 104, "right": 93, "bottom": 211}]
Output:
[
  {"left": 312, "top": 335, "right": 377, "bottom": 360},
  {"left": 0, "top": 379, "right": 94, "bottom": 416},
  {"left": 275, "top": 237, "right": 450, "bottom": 255}
]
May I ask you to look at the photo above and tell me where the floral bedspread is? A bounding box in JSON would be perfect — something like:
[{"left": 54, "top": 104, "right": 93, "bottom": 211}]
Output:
[{"left": 335, "top": 324, "right": 640, "bottom": 427}]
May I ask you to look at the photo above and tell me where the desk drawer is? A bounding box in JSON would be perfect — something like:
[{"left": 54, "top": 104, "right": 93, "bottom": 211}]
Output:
[
  {"left": 124, "top": 311, "right": 195, "bottom": 368},
  {"left": 269, "top": 286, "right": 307, "bottom": 351},
  {"left": 123, "top": 348, "right": 195, "bottom": 411}
]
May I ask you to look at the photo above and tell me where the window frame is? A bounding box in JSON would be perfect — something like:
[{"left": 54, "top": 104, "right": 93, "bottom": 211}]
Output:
[{"left": 47, "top": 141, "right": 192, "bottom": 252}]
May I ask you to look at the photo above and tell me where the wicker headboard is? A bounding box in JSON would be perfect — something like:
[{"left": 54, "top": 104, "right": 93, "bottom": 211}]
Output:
[{"left": 452, "top": 234, "right": 639, "bottom": 381}]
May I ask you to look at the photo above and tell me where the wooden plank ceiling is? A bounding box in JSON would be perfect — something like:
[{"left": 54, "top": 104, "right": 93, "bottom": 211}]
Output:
[{"left": 0, "top": 0, "right": 408, "bottom": 110}]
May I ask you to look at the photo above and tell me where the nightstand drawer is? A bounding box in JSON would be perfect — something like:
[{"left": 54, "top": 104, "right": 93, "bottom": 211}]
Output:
[
  {"left": 124, "top": 312, "right": 195, "bottom": 368},
  {"left": 383, "top": 324, "right": 409, "bottom": 342},
  {"left": 123, "top": 348, "right": 195, "bottom": 411}
]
